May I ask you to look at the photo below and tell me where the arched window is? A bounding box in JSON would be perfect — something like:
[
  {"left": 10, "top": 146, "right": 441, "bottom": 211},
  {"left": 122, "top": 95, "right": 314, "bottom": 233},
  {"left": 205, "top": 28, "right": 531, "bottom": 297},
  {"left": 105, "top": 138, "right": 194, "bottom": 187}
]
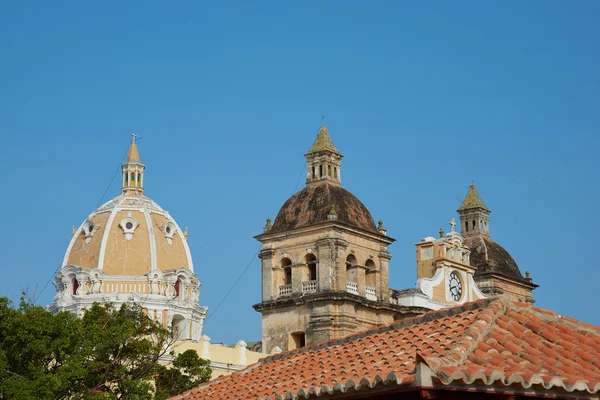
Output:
[
  {"left": 334, "top": 167, "right": 337, "bottom": 179},
  {"left": 312, "top": 166, "right": 316, "bottom": 179},
  {"left": 365, "top": 259, "right": 375, "bottom": 270},
  {"left": 328, "top": 165, "right": 331, "bottom": 177},
  {"left": 72, "top": 278, "right": 79, "bottom": 295},
  {"left": 472, "top": 220, "right": 477, "bottom": 230},
  {"left": 346, "top": 254, "right": 357, "bottom": 268},
  {"left": 464, "top": 221, "right": 469, "bottom": 232},
  {"left": 130, "top": 173, "right": 135, "bottom": 185},
  {"left": 305, "top": 254, "right": 317, "bottom": 281},
  {"left": 281, "top": 258, "right": 292, "bottom": 285},
  {"left": 174, "top": 280, "right": 181, "bottom": 297},
  {"left": 319, "top": 165, "right": 323, "bottom": 178}
]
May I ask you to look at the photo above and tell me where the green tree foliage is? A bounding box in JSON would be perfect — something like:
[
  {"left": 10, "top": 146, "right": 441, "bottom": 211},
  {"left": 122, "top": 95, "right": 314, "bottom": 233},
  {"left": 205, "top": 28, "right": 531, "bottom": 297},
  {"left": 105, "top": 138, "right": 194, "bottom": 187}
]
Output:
[
  {"left": 0, "top": 296, "right": 211, "bottom": 399},
  {"left": 154, "top": 350, "right": 212, "bottom": 400}
]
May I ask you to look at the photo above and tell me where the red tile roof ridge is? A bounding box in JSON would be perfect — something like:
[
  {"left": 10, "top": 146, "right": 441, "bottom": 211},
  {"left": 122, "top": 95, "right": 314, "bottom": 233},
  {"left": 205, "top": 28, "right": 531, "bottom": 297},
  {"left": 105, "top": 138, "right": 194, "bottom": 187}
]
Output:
[
  {"left": 422, "top": 296, "right": 509, "bottom": 370},
  {"left": 256, "top": 297, "right": 499, "bottom": 367},
  {"left": 426, "top": 299, "right": 600, "bottom": 395}
]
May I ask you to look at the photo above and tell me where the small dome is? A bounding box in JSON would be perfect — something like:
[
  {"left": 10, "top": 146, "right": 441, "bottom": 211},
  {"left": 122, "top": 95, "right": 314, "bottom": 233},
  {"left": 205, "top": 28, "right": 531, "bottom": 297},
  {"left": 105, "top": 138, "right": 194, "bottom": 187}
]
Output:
[
  {"left": 465, "top": 236, "right": 528, "bottom": 283},
  {"left": 63, "top": 193, "right": 192, "bottom": 275},
  {"left": 271, "top": 182, "right": 378, "bottom": 233}
]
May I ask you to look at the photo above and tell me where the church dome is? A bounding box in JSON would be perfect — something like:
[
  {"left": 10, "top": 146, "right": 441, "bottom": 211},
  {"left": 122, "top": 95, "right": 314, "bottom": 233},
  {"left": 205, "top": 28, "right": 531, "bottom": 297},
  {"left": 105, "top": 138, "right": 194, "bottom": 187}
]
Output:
[
  {"left": 464, "top": 236, "right": 529, "bottom": 283},
  {"left": 53, "top": 135, "right": 206, "bottom": 341},
  {"left": 271, "top": 182, "right": 378, "bottom": 233},
  {"left": 63, "top": 193, "right": 192, "bottom": 275}
]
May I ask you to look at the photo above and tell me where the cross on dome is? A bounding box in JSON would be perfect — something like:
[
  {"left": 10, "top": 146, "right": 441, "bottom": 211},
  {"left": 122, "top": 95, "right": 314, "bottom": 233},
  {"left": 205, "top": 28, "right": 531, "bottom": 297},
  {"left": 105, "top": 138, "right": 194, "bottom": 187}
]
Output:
[{"left": 449, "top": 218, "right": 456, "bottom": 232}]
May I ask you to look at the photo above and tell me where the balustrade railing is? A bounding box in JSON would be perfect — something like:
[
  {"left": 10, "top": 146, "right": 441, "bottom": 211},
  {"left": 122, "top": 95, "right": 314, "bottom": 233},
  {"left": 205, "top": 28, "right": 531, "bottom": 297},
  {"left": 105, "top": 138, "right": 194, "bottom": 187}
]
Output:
[
  {"left": 302, "top": 280, "right": 317, "bottom": 293},
  {"left": 279, "top": 284, "right": 292, "bottom": 296},
  {"left": 366, "top": 285, "right": 377, "bottom": 301},
  {"left": 346, "top": 281, "right": 359, "bottom": 295}
]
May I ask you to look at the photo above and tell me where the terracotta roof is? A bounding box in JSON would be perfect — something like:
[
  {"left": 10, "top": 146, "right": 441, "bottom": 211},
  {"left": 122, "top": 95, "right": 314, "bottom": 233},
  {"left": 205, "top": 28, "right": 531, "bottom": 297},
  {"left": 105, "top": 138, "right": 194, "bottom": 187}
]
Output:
[
  {"left": 458, "top": 184, "right": 489, "bottom": 211},
  {"left": 466, "top": 235, "right": 534, "bottom": 285},
  {"left": 269, "top": 182, "right": 379, "bottom": 234},
  {"left": 307, "top": 126, "right": 340, "bottom": 154},
  {"left": 172, "top": 297, "right": 600, "bottom": 400}
]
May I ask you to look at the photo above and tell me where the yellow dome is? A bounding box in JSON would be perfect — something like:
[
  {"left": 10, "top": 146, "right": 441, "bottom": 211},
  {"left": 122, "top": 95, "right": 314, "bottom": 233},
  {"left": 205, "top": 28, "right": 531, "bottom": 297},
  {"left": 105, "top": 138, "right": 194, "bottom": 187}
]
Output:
[{"left": 63, "top": 193, "right": 193, "bottom": 275}]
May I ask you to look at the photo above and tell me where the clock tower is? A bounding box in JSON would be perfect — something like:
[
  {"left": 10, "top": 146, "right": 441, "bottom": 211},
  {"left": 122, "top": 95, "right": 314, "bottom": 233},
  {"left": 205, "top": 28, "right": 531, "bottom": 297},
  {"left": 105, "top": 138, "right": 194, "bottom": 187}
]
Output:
[{"left": 409, "top": 219, "right": 487, "bottom": 308}]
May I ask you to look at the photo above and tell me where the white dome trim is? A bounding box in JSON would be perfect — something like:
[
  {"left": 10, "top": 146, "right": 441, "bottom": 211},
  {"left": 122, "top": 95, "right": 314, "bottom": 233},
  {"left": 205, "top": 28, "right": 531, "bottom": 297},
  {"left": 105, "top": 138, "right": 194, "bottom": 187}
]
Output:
[
  {"left": 62, "top": 194, "right": 194, "bottom": 273},
  {"left": 139, "top": 194, "right": 158, "bottom": 271},
  {"left": 97, "top": 196, "right": 127, "bottom": 271}
]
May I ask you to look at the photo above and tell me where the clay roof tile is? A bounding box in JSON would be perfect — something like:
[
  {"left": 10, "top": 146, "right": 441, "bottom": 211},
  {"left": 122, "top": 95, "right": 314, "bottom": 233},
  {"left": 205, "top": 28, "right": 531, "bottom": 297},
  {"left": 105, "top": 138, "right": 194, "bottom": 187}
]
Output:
[{"left": 172, "top": 297, "right": 600, "bottom": 400}]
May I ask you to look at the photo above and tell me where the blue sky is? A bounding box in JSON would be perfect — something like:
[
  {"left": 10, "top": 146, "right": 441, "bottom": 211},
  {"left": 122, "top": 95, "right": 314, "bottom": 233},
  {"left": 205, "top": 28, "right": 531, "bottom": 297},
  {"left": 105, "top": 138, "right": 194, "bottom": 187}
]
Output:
[{"left": 0, "top": 1, "right": 598, "bottom": 343}]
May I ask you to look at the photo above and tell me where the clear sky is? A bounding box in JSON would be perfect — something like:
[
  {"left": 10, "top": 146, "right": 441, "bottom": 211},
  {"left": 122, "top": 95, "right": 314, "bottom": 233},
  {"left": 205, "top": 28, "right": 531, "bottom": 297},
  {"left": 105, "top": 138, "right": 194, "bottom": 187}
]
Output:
[{"left": 0, "top": 1, "right": 598, "bottom": 344}]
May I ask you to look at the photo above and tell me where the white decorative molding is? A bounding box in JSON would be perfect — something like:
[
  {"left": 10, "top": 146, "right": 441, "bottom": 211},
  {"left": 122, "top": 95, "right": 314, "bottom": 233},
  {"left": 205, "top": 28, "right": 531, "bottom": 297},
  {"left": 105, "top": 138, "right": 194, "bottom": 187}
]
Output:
[
  {"left": 97, "top": 196, "right": 126, "bottom": 270},
  {"left": 81, "top": 219, "right": 98, "bottom": 243},
  {"left": 469, "top": 273, "right": 488, "bottom": 300},
  {"left": 416, "top": 267, "right": 444, "bottom": 299},
  {"left": 137, "top": 193, "right": 158, "bottom": 271},
  {"left": 119, "top": 212, "right": 139, "bottom": 241},
  {"left": 163, "top": 221, "right": 177, "bottom": 245}
]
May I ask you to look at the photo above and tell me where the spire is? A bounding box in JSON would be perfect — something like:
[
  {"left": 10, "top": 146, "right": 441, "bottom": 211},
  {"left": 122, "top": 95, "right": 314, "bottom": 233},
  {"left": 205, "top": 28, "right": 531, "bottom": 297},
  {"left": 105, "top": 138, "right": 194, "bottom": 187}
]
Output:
[
  {"left": 457, "top": 184, "right": 490, "bottom": 238},
  {"left": 307, "top": 126, "right": 340, "bottom": 155},
  {"left": 458, "top": 184, "right": 489, "bottom": 211},
  {"left": 121, "top": 134, "right": 145, "bottom": 195},
  {"left": 305, "top": 126, "right": 343, "bottom": 187},
  {"left": 126, "top": 133, "right": 141, "bottom": 164}
]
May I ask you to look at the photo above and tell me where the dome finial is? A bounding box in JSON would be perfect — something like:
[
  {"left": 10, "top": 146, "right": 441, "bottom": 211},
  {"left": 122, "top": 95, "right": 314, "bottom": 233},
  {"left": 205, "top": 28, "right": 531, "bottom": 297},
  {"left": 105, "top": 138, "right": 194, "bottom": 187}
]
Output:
[{"left": 122, "top": 134, "right": 145, "bottom": 195}]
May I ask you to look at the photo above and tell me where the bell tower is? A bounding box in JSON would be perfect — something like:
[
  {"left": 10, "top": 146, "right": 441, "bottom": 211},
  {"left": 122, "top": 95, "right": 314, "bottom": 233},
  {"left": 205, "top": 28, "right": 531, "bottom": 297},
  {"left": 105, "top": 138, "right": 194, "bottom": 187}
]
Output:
[{"left": 253, "top": 126, "right": 424, "bottom": 354}]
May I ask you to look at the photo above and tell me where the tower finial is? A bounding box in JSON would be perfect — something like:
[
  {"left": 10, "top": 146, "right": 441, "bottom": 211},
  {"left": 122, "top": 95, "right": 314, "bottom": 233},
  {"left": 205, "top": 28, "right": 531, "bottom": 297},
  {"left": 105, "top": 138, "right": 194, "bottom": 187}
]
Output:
[{"left": 130, "top": 132, "right": 137, "bottom": 143}]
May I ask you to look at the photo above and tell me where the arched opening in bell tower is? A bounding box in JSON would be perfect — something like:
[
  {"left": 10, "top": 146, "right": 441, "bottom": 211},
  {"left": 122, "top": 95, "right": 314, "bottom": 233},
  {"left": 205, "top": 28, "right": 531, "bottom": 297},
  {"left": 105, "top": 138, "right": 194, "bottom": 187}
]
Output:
[{"left": 305, "top": 254, "right": 317, "bottom": 281}]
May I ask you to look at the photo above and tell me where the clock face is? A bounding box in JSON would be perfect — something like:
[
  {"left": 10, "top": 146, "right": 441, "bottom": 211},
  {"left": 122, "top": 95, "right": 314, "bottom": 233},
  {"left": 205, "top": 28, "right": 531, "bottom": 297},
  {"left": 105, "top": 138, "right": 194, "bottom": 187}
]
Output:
[{"left": 448, "top": 271, "right": 463, "bottom": 301}]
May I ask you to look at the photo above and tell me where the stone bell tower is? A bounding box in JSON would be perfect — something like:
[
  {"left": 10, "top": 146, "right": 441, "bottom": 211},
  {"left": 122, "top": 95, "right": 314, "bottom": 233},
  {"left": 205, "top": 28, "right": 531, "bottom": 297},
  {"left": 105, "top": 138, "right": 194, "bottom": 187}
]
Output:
[{"left": 253, "top": 126, "right": 424, "bottom": 353}]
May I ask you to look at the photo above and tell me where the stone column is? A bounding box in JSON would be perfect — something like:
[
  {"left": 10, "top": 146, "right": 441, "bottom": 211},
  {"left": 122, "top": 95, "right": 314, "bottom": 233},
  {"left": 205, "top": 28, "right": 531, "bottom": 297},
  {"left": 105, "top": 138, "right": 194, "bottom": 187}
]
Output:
[
  {"left": 316, "top": 239, "right": 333, "bottom": 291},
  {"left": 291, "top": 263, "right": 303, "bottom": 293},
  {"left": 259, "top": 248, "right": 275, "bottom": 301},
  {"left": 377, "top": 251, "right": 392, "bottom": 301},
  {"left": 356, "top": 266, "right": 366, "bottom": 297}
]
